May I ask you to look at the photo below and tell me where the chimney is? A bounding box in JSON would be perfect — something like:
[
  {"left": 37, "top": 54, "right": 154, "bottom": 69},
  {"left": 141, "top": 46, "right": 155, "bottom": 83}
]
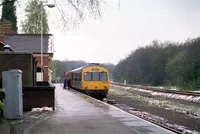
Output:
[
  {"left": 0, "top": 20, "right": 16, "bottom": 42},
  {"left": 4, "top": 44, "right": 12, "bottom": 52}
]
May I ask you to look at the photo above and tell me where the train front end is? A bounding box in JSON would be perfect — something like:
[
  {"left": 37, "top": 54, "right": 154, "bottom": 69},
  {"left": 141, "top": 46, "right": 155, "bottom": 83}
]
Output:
[{"left": 81, "top": 65, "right": 110, "bottom": 100}]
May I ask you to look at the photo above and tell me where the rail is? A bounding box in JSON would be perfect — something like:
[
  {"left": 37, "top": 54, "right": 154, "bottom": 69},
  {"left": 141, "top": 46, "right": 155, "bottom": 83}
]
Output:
[{"left": 111, "top": 82, "right": 200, "bottom": 97}]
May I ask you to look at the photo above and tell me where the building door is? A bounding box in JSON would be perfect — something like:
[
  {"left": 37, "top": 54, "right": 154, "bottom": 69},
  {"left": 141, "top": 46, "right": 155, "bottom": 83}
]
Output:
[{"left": 36, "top": 67, "right": 43, "bottom": 81}]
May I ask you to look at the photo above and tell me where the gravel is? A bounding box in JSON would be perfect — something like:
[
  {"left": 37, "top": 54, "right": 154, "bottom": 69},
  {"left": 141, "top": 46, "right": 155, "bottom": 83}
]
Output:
[{"left": 107, "top": 85, "right": 200, "bottom": 133}]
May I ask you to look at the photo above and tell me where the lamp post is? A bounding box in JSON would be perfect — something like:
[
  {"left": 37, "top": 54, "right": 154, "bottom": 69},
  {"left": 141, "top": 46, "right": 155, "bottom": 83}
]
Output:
[{"left": 40, "top": 0, "right": 55, "bottom": 80}]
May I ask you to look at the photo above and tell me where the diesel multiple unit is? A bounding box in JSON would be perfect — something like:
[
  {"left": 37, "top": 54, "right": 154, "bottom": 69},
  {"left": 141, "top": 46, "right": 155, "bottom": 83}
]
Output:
[{"left": 66, "top": 63, "right": 110, "bottom": 100}]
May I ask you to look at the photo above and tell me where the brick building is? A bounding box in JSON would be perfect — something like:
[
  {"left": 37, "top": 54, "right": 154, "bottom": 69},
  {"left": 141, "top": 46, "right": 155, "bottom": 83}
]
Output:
[
  {"left": 4, "top": 34, "right": 54, "bottom": 81},
  {"left": 0, "top": 20, "right": 54, "bottom": 81},
  {"left": 0, "top": 52, "right": 37, "bottom": 88}
]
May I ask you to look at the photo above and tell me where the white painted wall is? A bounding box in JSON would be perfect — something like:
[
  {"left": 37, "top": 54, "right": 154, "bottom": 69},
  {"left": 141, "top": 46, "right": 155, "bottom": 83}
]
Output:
[
  {"left": 37, "top": 72, "right": 43, "bottom": 81},
  {"left": 48, "top": 71, "right": 52, "bottom": 82}
]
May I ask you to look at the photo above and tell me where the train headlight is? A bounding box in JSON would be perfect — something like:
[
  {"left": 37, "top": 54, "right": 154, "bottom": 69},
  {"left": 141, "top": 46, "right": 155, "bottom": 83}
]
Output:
[
  {"left": 104, "top": 86, "right": 107, "bottom": 89},
  {"left": 85, "top": 86, "right": 88, "bottom": 89}
]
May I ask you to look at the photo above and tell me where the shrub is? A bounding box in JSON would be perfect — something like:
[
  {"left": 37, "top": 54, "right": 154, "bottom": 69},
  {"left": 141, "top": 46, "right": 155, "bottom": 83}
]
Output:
[
  {"left": 0, "top": 90, "right": 5, "bottom": 102},
  {"left": 0, "top": 100, "right": 3, "bottom": 122},
  {"left": 0, "top": 89, "right": 5, "bottom": 123}
]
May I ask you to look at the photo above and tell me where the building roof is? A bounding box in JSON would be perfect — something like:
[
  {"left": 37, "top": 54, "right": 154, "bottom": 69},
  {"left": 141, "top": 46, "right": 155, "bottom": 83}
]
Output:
[
  {"left": 0, "top": 41, "right": 5, "bottom": 46},
  {"left": 4, "top": 34, "right": 53, "bottom": 53},
  {"left": 0, "top": 41, "right": 14, "bottom": 51}
]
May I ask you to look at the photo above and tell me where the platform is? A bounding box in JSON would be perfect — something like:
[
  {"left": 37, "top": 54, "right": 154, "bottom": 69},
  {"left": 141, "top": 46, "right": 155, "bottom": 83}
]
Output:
[{"left": 30, "top": 84, "right": 175, "bottom": 134}]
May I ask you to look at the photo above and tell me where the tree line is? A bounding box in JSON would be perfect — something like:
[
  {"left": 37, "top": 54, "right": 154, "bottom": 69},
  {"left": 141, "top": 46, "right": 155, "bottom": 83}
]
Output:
[{"left": 113, "top": 38, "right": 200, "bottom": 90}]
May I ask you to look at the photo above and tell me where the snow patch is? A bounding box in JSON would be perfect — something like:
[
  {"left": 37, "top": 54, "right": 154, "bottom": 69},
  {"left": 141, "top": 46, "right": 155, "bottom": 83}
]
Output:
[
  {"left": 111, "top": 85, "right": 200, "bottom": 103},
  {"left": 31, "top": 106, "right": 53, "bottom": 112}
]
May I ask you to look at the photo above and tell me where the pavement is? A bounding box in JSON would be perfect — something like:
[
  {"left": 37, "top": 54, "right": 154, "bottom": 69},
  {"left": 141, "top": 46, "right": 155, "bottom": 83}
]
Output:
[
  {"left": 29, "top": 84, "right": 174, "bottom": 134},
  {"left": 0, "top": 120, "right": 11, "bottom": 134}
]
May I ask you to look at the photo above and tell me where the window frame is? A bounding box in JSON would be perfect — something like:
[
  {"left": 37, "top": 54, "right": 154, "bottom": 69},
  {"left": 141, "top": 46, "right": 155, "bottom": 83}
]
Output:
[
  {"left": 84, "top": 72, "right": 92, "bottom": 81},
  {"left": 83, "top": 71, "right": 108, "bottom": 81},
  {"left": 99, "top": 72, "right": 108, "bottom": 81}
]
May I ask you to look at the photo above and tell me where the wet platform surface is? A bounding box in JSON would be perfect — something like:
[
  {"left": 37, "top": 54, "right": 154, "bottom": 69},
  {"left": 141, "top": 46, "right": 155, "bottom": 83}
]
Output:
[{"left": 30, "top": 84, "right": 174, "bottom": 134}]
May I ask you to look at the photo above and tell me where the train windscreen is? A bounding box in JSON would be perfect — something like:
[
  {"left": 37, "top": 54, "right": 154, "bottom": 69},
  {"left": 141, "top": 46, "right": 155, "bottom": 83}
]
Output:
[
  {"left": 92, "top": 72, "right": 99, "bottom": 81},
  {"left": 100, "top": 72, "right": 107, "bottom": 81},
  {"left": 84, "top": 72, "right": 92, "bottom": 81},
  {"left": 84, "top": 72, "right": 108, "bottom": 81}
]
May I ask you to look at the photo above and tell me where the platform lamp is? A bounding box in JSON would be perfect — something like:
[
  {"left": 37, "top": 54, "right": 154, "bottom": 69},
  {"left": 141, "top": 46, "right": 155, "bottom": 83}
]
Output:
[{"left": 40, "top": 0, "right": 55, "bottom": 80}]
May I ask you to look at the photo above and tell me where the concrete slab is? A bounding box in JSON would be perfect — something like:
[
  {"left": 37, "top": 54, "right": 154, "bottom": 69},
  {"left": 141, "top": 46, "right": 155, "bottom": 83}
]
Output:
[{"left": 29, "top": 84, "right": 175, "bottom": 134}]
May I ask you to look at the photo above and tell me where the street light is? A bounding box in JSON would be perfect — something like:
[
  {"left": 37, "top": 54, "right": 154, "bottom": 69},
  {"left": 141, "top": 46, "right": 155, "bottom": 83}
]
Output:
[{"left": 40, "top": 0, "right": 55, "bottom": 80}]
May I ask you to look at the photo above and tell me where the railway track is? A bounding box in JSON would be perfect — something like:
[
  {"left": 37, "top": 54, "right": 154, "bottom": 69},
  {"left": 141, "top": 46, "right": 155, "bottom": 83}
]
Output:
[
  {"left": 68, "top": 83, "right": 199, "bottom": 133},
  {"left": 133, "top": 114, "right": 182, "bottom": 134},
  {"left": 111, "top": 82, "right": 200, "bottom": 97},
  {"left": 104, "top": 99, "right": 184, "bottom": 134},
  {"left": 104, "top": 99, "right": 198, "bottom": 134},
  {"left": 108, "top": 82, "right": 200, "bottom": 133}
]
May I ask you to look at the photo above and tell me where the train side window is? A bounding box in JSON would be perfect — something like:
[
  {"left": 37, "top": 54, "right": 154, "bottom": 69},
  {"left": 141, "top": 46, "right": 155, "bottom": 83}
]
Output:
[
  {"left": 77, "top": 73, "right": 81, "bottom": 81},
  {"left": 76, "top": 73, "right": 79, "bottom": 81},
  {"left": 80, "top": 73, "right": 82, "bottom": 81},
  {"left": 100, "top": 72, "right": 107, "bottom": 81},
  {"left": 84, "top": 72, "right": 92, "bottom": 81},
  {"left": 74, "top": 73, "right": 77, "bottom": 81},
  {"left": 76, "top": 73, "right": 78, "bottom": 81}
]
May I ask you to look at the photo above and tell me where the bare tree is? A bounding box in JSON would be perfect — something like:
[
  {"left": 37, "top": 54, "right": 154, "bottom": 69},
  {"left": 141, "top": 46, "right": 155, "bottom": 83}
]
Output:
[
  {"left": 15, "top": 0, "right": 107, "bottom": 33},
  {"left": 54, "top": 0, "right": 105, "bottom": 32},
  {"left": 16, "top": 0, "right": 119, "bottom": 33}
]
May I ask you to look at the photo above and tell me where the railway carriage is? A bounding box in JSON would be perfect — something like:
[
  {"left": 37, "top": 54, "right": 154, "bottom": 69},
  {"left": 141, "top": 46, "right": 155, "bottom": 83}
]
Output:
[{"left": 66, "top": 63, "right": 110, "bottom": 100}]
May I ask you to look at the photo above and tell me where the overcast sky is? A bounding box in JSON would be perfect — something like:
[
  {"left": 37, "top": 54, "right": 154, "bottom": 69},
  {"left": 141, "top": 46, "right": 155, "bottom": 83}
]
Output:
[{"left": 15, "top": 0, "right": 200, "bottom": 64}]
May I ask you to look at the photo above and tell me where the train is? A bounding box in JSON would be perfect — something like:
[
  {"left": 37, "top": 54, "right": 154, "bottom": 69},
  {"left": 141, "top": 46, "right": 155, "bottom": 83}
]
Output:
[{"left": 65, "top": 63, "right": 110, "bottom": 100}]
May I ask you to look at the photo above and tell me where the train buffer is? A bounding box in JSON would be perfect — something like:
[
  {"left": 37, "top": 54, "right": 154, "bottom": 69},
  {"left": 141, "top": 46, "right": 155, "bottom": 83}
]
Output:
[{"left": 29, "top": 84, "right": 176, "bottom": 134}]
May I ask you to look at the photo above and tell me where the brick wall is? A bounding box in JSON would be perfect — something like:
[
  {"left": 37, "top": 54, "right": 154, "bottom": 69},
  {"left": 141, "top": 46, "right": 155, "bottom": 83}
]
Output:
[
  {"left": 0, "top": 53, "right": 34, "bottom": 88},
  {"left": 0, "top": 45, "right": 3, "bottom": 51},
  {"left": 0, "top": 20, "right": 16, "bottom": 42},
  {"left": 23, "top": 85, "right": 55, "bottom": 111},
  {"left": 34, "top": 54, "right": 50, "bottom": 81}
]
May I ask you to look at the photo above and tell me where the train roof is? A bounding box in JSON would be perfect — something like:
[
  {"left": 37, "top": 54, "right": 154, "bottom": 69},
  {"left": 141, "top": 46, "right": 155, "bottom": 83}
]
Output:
[{"left": 70, "top": 63, "right": 108, "bottom": 73}]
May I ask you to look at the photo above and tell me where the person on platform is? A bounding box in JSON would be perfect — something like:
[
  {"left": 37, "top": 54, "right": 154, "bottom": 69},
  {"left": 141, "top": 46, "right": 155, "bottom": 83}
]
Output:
[
  {"left": 66, "top": 72, "right": 71, "bottom": 89},
  {"left": 63, "top": 72, "right": 67, "bottom": 89}
]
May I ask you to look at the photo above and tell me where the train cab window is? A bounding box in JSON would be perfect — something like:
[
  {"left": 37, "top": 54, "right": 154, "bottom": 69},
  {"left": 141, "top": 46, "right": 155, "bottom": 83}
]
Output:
[
  {"left": 92, "top": 72, "right": 99, "bottom": 81},
  {"left": 84, "top": 72, "right": 92, "bottom": 81},
  {"left": 100, "top": 72, "right": 107, "bottom": 81}
]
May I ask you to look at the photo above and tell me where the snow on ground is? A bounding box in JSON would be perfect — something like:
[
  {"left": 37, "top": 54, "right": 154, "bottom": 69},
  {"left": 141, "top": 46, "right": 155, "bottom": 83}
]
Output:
[
  {"left": 111, "top": 85, "right": 200, "bottom": 103},
  {"left": 151, "top": 86, "right": 178, "bottom": 90},
  {"left": 31, "top": 107, "right": 53, "bottom": 112}
]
